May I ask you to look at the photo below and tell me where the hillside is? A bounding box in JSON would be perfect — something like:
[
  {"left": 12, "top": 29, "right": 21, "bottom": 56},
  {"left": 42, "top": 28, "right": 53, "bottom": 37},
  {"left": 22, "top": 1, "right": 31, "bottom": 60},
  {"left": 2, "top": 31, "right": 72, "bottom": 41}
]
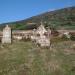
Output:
[{"left": 0, "top": 6, "right": 75, "bottom": 30}]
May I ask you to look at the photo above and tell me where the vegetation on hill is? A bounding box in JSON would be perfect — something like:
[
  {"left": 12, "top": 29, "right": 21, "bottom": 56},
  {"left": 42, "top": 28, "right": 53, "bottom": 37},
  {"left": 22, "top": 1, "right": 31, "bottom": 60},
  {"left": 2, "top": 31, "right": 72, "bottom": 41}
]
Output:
[{"left": 0, "top": 6, "right": 75, "bottom": 30}]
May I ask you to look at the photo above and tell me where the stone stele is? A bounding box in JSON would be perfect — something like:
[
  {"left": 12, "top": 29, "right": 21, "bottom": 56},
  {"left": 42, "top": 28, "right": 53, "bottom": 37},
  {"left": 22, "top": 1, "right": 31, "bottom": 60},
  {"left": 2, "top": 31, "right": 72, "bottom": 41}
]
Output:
[{"left": 2, "top": 25, "right": 12, "bottom": 44}]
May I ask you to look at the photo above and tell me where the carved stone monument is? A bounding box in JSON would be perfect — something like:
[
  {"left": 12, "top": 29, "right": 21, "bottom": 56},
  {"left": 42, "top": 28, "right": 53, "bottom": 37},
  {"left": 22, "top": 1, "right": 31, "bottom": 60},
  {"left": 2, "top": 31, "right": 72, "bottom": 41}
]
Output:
[
  {"left": 2, "top": 25, "right": 12, "bottom": 44},
  {"left": 35, "top": 22, "right": 50, "bottom": 47}
]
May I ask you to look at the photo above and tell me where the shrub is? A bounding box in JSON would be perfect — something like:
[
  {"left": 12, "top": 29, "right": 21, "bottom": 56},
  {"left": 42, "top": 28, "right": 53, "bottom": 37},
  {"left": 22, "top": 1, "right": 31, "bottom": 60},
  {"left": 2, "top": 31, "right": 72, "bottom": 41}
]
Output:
[
  {"left": 70, "top": 35, "right": 75, "bottom": 41},
  {"left": 61, "top": 34, "right": 70, "bottom": 41}
]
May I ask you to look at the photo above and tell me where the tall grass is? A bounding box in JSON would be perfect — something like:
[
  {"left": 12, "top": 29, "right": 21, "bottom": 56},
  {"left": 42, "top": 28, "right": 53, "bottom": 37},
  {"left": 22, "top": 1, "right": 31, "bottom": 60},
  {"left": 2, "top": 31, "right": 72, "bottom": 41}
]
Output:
[{"left": 0, "top": 40, "right": 75, "bottom": 75}]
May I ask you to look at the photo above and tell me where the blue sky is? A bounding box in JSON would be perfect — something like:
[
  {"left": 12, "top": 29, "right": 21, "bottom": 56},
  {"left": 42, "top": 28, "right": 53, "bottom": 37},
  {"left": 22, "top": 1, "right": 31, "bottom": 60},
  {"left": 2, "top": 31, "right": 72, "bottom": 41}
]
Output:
[{"left": 0, "top": 0, "right": 75, "bottom": 24}]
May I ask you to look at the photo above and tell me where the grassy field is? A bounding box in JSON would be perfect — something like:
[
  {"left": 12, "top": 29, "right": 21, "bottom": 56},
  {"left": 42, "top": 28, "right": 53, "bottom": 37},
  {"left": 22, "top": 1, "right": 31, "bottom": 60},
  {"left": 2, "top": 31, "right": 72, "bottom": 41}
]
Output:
[{"left": 0, "top": 40, "right": 75, "bottom": 75}]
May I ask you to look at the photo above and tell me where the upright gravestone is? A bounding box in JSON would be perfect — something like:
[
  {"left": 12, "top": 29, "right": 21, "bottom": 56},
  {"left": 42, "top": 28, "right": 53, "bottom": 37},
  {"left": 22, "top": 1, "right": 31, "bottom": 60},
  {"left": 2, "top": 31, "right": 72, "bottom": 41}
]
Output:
[
  {"left": 2, "top": 25, "right": 12, "bottom": 44},
  {"left": 35, "top": 22, "right": 50, "bottom": 47}
]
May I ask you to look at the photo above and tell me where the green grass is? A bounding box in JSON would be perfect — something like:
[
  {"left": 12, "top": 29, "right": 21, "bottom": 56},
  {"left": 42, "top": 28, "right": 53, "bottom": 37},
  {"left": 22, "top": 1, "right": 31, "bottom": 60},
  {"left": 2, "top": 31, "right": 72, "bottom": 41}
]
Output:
[{"left": 0, "top": 40, "right": 75, "bottom": 75}]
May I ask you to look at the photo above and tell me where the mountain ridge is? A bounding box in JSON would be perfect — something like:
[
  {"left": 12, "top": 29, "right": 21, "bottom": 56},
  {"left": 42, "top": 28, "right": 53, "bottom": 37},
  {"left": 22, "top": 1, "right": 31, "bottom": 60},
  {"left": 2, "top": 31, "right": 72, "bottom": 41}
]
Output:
[{"left": 0, "top": 6, "right": 75, "bottom": 30}]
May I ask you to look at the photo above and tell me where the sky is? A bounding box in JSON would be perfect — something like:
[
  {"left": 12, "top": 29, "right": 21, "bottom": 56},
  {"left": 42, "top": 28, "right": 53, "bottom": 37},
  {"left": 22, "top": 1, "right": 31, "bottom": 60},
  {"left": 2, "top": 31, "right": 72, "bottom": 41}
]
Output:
[{"left": 0, "top": 0, "right": 75, "bottom": 24}]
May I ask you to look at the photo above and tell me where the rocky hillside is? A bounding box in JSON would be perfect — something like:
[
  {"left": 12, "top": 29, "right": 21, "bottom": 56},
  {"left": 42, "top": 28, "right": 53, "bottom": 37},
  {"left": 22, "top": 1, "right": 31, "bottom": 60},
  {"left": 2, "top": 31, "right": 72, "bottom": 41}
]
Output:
[{"left": 0, "top": 6, "right": 75, "bottom": 30}]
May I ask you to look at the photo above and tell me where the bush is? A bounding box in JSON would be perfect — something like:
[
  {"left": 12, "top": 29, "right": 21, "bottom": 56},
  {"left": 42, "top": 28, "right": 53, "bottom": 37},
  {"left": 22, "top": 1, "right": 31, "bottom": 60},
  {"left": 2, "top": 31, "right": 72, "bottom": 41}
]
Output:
[
  {"left": 61, "top": 34, "right": 70, "bottom": 41},
  {"left": 70, "top": 35, "right": 75, "bottom": 41}
]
